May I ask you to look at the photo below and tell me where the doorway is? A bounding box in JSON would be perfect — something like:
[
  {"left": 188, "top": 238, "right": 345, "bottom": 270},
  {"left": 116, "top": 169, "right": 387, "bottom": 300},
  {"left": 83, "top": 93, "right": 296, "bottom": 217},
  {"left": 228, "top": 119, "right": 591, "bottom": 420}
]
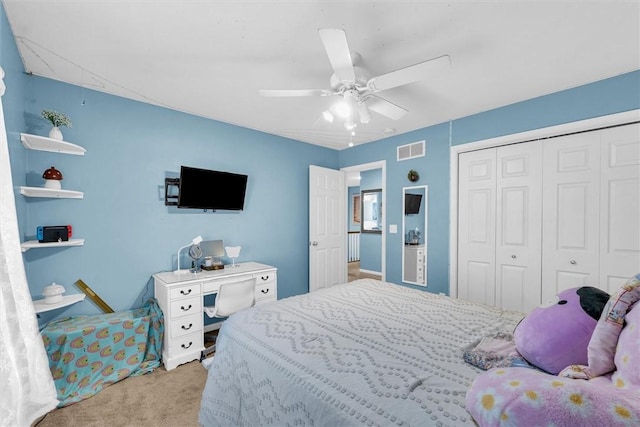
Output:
[{"left": 342, "top": 161, "right": 386, "bottom": 282}]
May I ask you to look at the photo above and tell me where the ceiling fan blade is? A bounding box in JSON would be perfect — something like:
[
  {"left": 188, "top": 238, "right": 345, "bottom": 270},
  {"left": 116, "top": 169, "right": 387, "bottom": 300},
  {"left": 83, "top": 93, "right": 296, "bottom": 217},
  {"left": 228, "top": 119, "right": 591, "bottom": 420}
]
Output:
[
  {"left": 259, "top": 89, "right": 331, "bottom": 97},
  {"left": 367, "top": 54, "right": 450, "bottom": 92},
  {"left": 367, "top": 96, "right": 408, "bottom": 120},
  {"left": 318, "top": 28, "right": 356, "bottom": 83}
]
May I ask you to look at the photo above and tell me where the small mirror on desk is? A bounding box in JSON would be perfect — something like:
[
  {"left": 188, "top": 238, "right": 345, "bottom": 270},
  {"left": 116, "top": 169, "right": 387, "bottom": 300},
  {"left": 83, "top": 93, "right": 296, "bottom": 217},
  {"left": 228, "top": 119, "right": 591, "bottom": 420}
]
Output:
[{"left": 200, "top": 240, "right": 225, "bottom": 270}]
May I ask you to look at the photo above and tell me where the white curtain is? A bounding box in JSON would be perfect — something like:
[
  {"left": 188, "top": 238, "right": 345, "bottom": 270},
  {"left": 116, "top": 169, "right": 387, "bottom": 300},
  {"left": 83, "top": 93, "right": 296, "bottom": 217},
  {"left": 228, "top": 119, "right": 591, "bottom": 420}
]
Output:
[{"left": 0, "top": 67, "right": 58, "bottom": 426}]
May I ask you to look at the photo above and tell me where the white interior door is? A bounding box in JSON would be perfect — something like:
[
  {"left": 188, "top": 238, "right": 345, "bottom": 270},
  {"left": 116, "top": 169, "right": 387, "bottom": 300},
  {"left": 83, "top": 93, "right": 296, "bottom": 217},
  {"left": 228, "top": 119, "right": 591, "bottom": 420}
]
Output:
[
  {"left": 309, "top": 165, "right": 346, "bottom": 292},
  {"left": 599, "top": 123, "right": 640, "bottom": 292},
  {"left": 495, "top": 142, "right": 542, "bottom": 312},
  {"left": 457, "top": 149, "right": 497, "bottom": 306},
  {"left": 542, "top": 131, "right": 602, "bottom": 300}
]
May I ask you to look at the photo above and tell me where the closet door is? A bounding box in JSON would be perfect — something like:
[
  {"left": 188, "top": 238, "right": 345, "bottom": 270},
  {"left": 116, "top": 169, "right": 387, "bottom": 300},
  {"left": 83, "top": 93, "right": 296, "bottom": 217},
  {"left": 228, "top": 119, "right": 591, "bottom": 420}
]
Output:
[
  {"left": 541, "top": 132, "right": 601, "bottom": 301},
  {"left": 457, "top": 149, "right": 496, "bottom": 306},
  {"left": 495, "top": 142, "right": 542, "bottom": 312},
  {"left": 599, "top": 123, "right": 640, "bottom": 292}
]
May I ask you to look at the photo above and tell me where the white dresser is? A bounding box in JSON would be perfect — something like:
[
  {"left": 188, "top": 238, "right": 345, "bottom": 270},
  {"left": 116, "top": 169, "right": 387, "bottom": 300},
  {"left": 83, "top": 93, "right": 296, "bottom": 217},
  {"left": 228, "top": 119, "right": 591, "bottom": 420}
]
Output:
[
  {"left": 404, "top": 245, "right": 425, "bottom": 285},
  {"left": 153, "top": 262, "right": 277, "bottom": 370}
]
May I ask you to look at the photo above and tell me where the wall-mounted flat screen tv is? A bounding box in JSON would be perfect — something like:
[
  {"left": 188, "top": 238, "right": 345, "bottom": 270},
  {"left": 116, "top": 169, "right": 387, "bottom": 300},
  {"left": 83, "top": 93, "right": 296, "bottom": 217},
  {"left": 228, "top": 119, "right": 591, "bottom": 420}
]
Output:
[
  {"left": 405, "top": 193, "right": 422, "bottom": 215},
  {"left": 178, "top": 166, "right": 248, "bottom": 211}
]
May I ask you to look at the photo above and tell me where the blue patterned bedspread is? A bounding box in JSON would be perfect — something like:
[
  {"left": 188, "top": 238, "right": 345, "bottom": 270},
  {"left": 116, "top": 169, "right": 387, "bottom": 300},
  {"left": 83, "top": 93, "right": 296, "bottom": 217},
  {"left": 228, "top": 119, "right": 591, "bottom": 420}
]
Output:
[
  {"left": 199, "top": 279, "right": 524, "bottom": 426},
  {"left": 41, "top": 298, "right": 163, "bottom": 406}
]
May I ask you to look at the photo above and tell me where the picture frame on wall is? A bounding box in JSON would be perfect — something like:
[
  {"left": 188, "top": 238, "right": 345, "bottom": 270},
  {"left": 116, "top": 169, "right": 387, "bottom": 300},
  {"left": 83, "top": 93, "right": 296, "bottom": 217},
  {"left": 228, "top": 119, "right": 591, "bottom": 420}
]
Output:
[{"left": 353, "top": 194, "right": 361, "bottom": 224}]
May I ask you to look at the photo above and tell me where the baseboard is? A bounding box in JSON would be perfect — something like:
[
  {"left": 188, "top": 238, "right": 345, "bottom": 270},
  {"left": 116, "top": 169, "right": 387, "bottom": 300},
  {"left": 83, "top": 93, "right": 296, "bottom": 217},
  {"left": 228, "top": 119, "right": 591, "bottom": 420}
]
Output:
[{"left": 359, "top": 268, "right": 381, "bottom": 276}]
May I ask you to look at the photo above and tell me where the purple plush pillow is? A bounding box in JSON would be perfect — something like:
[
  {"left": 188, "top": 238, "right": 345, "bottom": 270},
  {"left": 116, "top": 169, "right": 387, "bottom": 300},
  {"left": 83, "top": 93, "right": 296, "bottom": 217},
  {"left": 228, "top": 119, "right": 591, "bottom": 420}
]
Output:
[{"left": 514, "top": 287, "right": 609, "bottom": 374}]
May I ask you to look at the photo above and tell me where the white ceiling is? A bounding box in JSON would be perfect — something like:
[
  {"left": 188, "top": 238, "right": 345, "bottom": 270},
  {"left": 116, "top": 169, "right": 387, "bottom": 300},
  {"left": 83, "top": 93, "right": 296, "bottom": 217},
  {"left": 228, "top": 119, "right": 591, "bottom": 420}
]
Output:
[{"left": 3, "top": 1, "right": 639, "bottom": 150}]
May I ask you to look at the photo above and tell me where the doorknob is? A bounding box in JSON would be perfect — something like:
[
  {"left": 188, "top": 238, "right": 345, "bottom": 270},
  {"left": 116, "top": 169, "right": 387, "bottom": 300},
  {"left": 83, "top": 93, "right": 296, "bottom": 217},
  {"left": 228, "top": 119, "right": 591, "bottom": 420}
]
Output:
[{"left": 310, "top": 241, "right": 318, "bottom": 247}]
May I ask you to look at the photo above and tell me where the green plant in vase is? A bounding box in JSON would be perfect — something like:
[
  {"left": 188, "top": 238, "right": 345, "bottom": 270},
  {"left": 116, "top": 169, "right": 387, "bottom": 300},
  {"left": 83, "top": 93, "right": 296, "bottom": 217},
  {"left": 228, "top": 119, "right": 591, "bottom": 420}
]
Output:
[{"left": 41, "top": 109, "right": 72, "bottom": 141}]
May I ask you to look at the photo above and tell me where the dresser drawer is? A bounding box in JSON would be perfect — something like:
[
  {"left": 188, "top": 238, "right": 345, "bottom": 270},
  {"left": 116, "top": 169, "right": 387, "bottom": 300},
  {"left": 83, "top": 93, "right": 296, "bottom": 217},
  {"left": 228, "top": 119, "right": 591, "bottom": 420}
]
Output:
[
  {"left": 167, "top": 332, "right": 203, "bottom": 355},
  {"left": 169, "top": 312, "right": 202, "bottom": 339},
  {"left": 255, "top": 282, "right": 276, "bottom": 302},
  {"left": 254, "top": 271, "right": 276, "bottom": 285},
  {"left": 169, "top": 296, "right": 202, "bottom": 318},
  {"left": 169, "top": 284, "right": 201, "bottom": 300}
]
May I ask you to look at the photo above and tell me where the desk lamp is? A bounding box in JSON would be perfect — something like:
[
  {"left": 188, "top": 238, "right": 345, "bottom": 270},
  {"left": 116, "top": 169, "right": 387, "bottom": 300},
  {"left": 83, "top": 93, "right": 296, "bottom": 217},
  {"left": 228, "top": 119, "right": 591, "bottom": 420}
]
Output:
[{"left": 175, "top": 235, "right": 203, "bottom": 274}]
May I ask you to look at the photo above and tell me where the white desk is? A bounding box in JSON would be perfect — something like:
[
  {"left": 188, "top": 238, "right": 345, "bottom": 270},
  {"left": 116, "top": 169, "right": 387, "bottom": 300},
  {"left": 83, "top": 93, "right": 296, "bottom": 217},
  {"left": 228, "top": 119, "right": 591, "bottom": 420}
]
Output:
[{"left": 153, "top": 262, "right": 277, "bottom": 370}]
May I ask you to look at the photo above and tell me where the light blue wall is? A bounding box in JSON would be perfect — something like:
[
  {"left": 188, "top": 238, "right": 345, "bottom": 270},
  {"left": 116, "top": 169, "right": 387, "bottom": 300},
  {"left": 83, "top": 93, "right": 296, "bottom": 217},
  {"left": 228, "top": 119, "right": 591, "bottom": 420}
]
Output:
[
  {"left": 359, "top": 169, "right": 382, "bottom": 273},
  {"left": 2, "top": 5, "right": 339, "bottom": 324},
  {"left": 339, "top": 71, "right": 640, "bottom": 295},
  {"left": 1, "top": 6, "right": 28, "bottom": 236}
]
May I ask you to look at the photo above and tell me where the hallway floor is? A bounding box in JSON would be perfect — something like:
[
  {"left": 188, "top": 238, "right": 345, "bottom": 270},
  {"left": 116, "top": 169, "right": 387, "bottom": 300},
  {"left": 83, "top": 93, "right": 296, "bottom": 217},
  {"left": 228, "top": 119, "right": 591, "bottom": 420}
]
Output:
[{"left": 348, "top": 261, "right": 382, "bottom": 282}]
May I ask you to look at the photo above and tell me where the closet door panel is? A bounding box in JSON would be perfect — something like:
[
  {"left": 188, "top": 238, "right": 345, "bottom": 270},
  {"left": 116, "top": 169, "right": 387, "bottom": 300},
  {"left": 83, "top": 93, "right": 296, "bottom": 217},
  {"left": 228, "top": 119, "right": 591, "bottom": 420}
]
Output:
[
  {"left": 458, "top": 149, "right": 496, "bottom": 306},
  {"left": 542, "top": 132, "right": 601, "bottom": 301},
  {"left": 495, "top": 142, "right": 542, "bottom": 312},
  {"left": 599, "top": 123, "right": 640, "bottom": 292}
]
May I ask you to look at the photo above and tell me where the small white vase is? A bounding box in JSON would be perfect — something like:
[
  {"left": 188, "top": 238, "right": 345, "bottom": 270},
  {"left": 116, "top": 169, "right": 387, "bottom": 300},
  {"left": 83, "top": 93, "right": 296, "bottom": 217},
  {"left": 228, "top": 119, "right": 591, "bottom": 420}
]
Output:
[{"left": 49, "top": 126, "right": 63, "bottom": 141}]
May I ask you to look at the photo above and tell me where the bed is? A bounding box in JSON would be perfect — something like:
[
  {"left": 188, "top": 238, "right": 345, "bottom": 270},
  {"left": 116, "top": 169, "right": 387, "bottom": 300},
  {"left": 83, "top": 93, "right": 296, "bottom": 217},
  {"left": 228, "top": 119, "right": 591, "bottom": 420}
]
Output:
[{"left": 199, "top": 278, "right": 525, "bottom": 426}]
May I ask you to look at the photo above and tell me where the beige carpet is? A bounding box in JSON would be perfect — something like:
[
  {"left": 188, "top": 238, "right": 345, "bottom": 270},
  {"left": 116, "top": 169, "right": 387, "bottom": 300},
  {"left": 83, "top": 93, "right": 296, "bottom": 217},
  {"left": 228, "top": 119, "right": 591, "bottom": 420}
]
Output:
[{"left": 35, "top": 361, "right": 207, "bottom": 427}]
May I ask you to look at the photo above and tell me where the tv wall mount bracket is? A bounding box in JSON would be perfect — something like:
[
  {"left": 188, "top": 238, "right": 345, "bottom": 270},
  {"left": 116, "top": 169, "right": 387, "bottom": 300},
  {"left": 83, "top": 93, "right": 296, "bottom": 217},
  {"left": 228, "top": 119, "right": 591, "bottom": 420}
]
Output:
[{"left": 164, "top": 178, "right": 179, "bottom": 206}]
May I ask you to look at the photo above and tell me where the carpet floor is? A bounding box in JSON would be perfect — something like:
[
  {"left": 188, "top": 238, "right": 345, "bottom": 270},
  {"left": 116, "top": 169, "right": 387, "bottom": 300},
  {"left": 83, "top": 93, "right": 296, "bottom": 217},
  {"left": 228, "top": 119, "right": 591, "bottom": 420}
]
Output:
[{"left": 35, "top": 360, "right": 207, "bottom": 427}]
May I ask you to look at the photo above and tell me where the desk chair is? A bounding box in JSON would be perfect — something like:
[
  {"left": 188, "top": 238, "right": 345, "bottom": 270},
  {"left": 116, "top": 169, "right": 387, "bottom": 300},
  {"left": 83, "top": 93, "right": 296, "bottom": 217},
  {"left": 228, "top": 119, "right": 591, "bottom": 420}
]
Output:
[{"left": 202, "top": 277, "right": 256, "bottom": 359}]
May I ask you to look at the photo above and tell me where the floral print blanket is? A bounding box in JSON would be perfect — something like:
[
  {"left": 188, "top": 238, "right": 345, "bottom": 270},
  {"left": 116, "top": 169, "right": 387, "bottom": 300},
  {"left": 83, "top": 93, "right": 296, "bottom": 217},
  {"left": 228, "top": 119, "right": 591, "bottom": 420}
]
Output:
[{"left": 466, "top": 278, "right": 640, "bottom": 426}]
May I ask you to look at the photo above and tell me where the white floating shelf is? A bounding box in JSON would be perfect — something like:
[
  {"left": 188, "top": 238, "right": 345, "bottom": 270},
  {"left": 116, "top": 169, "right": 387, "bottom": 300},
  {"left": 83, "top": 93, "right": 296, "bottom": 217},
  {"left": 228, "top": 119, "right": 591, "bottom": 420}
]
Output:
[
  {"left": 20, "top": 133, "right": 86, "bottom": 156},
  {"left": 20, "top": 186, "right": 84, "bottom": 199},
  {"left": 21, "top": 238, "right": 85, "bottom": 252},
  {"left": 33, "top": 294, "right": 85, "bottom": 314}
]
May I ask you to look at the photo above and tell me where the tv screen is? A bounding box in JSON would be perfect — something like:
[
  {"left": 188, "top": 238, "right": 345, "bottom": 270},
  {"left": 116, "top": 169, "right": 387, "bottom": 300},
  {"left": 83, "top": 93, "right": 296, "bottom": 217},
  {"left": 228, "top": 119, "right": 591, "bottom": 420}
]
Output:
[
  {"left": 178, "top": 166, "right": 248, "bottom": 210},
  {"left": 405, "top": 193, "right": 422, "bottom": 215}
]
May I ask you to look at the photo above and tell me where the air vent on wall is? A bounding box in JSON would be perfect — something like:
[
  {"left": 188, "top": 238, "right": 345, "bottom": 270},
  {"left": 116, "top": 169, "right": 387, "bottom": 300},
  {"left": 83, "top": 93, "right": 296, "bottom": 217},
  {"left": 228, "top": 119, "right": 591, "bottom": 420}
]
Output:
[{"left": 397, "top": 140, "right": 425, "bottom": 161}]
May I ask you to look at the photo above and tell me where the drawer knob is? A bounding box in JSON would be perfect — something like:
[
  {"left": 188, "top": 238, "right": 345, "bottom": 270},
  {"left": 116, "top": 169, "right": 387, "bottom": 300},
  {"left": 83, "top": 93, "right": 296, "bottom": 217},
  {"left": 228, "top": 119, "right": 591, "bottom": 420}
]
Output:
[
  {"left": 180, "top": 304, "right": 192, "bottom": 311},
  {"left": 261, "top": 275, "right": 269, "bottom": 281},
  {"left": 180, "top": 289, "right": 192, "bottom": 295},
  {"left": 570, "top": 259, "right": 577, "bottom": 265},
  {"left": 181, "top": 323, "right": 193, "bottom": 330},
  {"left": 181, "top": 341, "right": 193, "bottom": 349},
  {"left": 261, "top": 288, "right": 269, "bottom": 294}
]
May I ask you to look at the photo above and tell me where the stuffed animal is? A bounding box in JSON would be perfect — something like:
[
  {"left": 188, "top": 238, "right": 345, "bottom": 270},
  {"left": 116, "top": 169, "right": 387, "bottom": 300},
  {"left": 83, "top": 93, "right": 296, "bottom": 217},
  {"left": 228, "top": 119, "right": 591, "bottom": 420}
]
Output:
[{"left": 513, "top": 286, "right": 609, "bottom": 374}]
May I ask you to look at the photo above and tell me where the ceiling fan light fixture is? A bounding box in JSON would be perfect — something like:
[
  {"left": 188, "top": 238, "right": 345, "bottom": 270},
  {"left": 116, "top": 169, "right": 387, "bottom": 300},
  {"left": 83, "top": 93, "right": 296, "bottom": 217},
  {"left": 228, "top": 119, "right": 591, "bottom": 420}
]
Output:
[
  {"left": 322, "top": 110, "right": 334, "bottom": 123},
  {"left": 335, "top": 100, "right": 351, "bottom": 118}
]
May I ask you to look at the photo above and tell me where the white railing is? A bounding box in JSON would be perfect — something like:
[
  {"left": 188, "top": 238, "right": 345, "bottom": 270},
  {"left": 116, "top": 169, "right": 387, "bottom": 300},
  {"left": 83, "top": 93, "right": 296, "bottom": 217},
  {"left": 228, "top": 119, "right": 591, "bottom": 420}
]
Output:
[{"left": 348, "top": 232, "right": 360, "bottom": 262}]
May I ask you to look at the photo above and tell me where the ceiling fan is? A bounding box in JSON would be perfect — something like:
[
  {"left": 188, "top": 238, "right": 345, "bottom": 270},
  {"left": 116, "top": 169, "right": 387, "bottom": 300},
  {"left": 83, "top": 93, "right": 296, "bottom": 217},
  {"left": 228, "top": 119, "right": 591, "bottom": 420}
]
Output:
[{"left": 259, "top": 28, "right": 450, "bottom": 130}]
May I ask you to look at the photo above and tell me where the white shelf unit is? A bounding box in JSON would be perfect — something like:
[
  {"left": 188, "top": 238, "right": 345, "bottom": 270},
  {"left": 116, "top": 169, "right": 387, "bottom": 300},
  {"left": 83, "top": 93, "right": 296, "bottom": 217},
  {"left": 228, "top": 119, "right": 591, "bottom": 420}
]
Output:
[
  {"left": 20, "top": 186, "right": 84, "bottom": 199},
  {"left": 33, "top": 294, "right": 86, "bottom": 314},
  {"left": 20, "top": 132, "right": 86, "bottom": 252},
  {"left": 20, "top": 133, "right": 85, "bottom": 155},
  {"left": 21, "top": 238, "right": 85, "bottom": 252}
]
